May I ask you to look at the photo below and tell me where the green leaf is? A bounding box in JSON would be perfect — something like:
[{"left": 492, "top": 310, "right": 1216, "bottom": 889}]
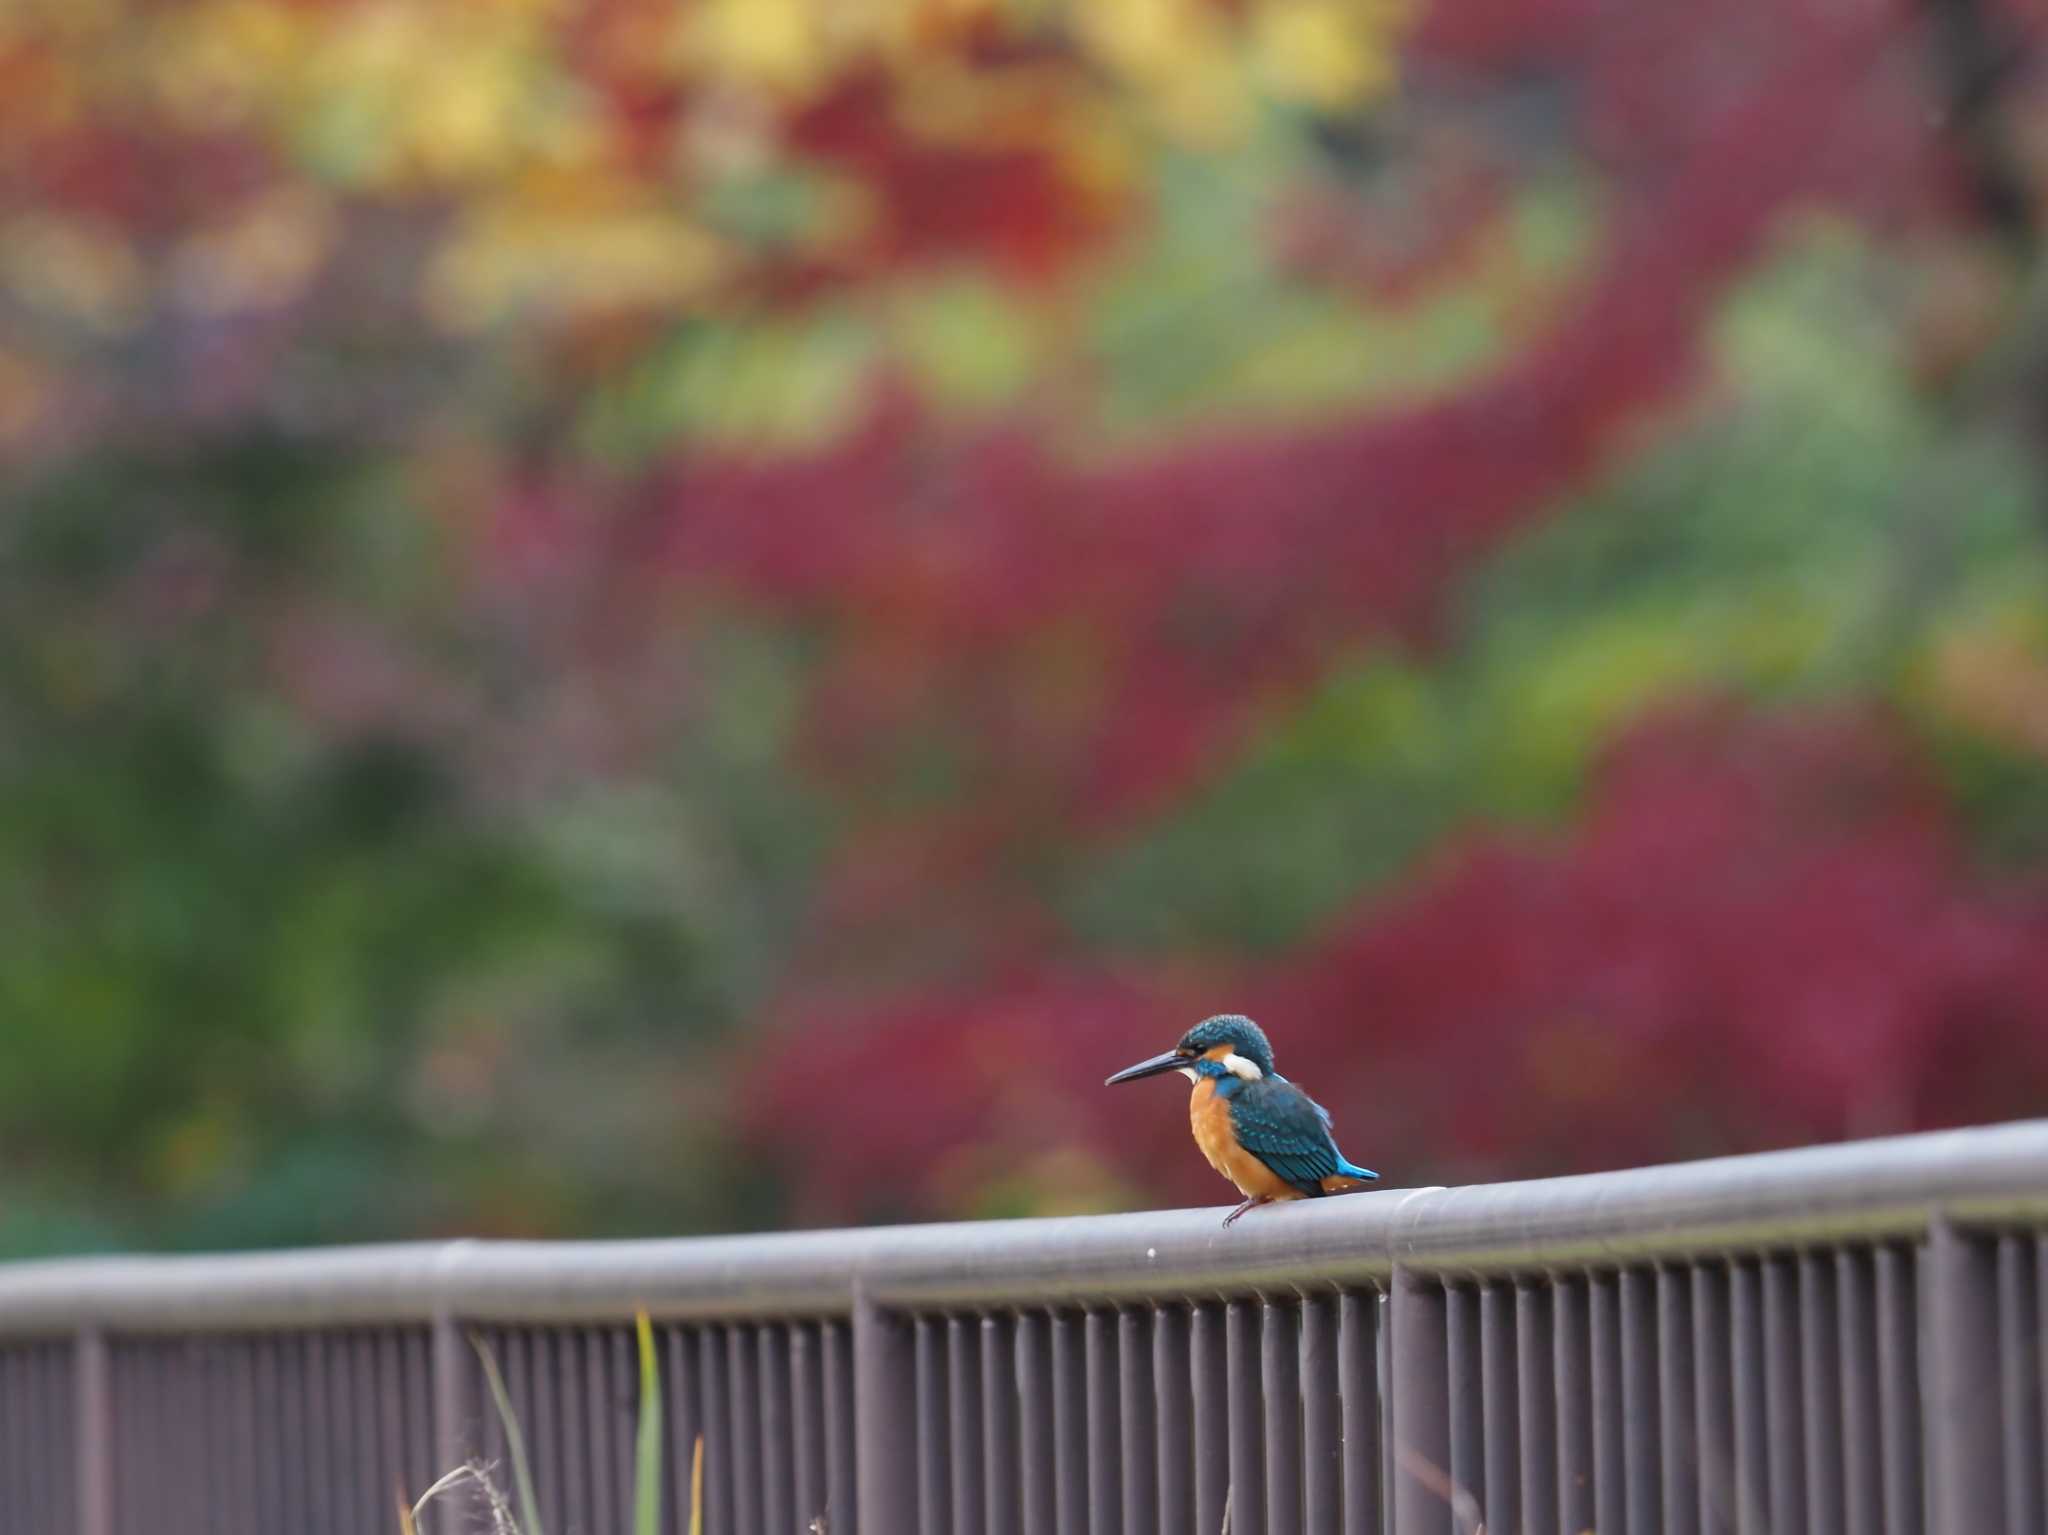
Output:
[
  {"left": 634, "top": 1309, "right": 663, "bottom": 1535},
  {"left": 471, "top": 1330, "right": 547, "bottom": 1535}
]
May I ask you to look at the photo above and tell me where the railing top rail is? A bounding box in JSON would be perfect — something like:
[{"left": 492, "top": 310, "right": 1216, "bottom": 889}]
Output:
[{"left": 4, "top": 1119, "right": 2046, "bottom": 1334}]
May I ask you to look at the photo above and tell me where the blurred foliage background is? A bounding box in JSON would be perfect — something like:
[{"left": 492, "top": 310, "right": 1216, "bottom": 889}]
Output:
[{"left": 5, "top": 0, "right": 2048, "bottom": 1254}]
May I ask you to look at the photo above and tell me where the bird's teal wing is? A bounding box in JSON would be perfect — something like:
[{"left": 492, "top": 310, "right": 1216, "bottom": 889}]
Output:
[
  {"left": 1271, "top": 1073, "right": 1335, "bottom": 1127},
  {"left": 1227, "top": 1079, "right": 1343, "bottom": 1198}
]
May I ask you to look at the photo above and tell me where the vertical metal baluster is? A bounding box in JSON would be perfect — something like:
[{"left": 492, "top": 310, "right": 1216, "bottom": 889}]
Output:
[
  {"left": 1445, "top": 1286, "right": 1482, "bottom": 1535},
  {"left": 1929, "top": 1221, "right": 2003, "bottom": 1532},
  {"left": 1477, "top": 1285, "right": 1518, "bottom": 1535},
  {"left": 235, "top": 1342, "right": 260, "bottom": 1530},
  {"left": 2, "top": 1349, "right": 20, "bottom": 1531},
  {"left": 404, "top": 1329, "right": 434, "bottom": 1504},
  {"left": 192, "top": 1342, "right": 218, "bottom": 1535},
  {"left": 64, "top": 1342, "right": 83, "bottom": 1535},
  {"left": 1997, "top": 1237, "right": 2042, "bottom": 1535},
  {"left": 351, "top": 1332, "right": 379, "bottom": 1535},
  {"left": 1155, "top": 1306, "right": 1195, "bottom": 1535},
  {"left": 145, "top": 1342, "right": 171, "bottom": 1535},
  {"left": 88, "top": 1348, "right": 108, "bottom": 1535},
  {"left": 25, "top": 1346, "right": 44, "bottom": 1535},
  {"left": 149, "top": 1344, "right": 170, "bottom": 1535},
  {"left": 598, "top": 1326, "right": 626, "bottom": 1530},
  {"left": 37, "top": 1342, "right": 63, "bottom": 1535},
  {"left": 666, "top": 1328, "right": 700, "bottom": 1535},
  {"left": 1730, "top": 1262, "right": 1770, "bottom": 1535},
  {"left": 758, "top": 1325, "right": 793, "bottom": 1535},
  {"left": 1086, "top": 1309, "right": 1121, "bottom": 1535},
  {"left": 373, "top": 1331, "right": 404, "bottom": 1523},
  {"left": 120, "top": 1345, "right": 147, "bottom": 1535},
  {"left": 1835, "top": 1250, "right": 1880, "bottom": 1535},
  {"left": 1380, "top": 1294, "right": 1397, "bottom": 1527},
  {"left": 613, "top": 1330, "right": 638, "bottom": 1532},
  {"left": 949, "top": 1315, "right": 986, "bottom": 1535},
  {"left": 232, "top": 1342, "right": 260, "bottom": 1535},
  {"left": 10, "top": 1346, "right": 33, "bottom": 1533},
  {"left": 1619, "top": 1268, "right": 1660, "bottom": 1535},
  {"left": 303, "top": 1334, "right": 327, "bottom": 1535},
  {"left": 28, "top": 1346, "right": 50, "bottom": 1535},
  {"left": 1341, "top": 1290, "right": 1384, "bottom": 1535},
  {"left": 1657, "top": 1266, "right": 1699, "bottom": 1535},
  {"left": 120, "top": 1345, "right": 145, "bottom": 1535},
  {"left": 2036, "top": 1237, "right": 2048, "bottom": 1531},
  {"left": 35, "top": 1345, "right": 57, "bottom": 1535},
  {"left": 319, "top": 1334, "right": 348, "bottom": 1535},
  {"left": 914, "top": 1316, "right": 950, "bottom": 1535},
  {"left": 52, "top": 1343, "right": 74, "bottom": 1535},
  {"left": 1264, "top": 1299, "right": 1303, "bottom": 1535},
  {"left": 1874, "top": 1245, "right": 1922, "bottom": 1535},
  {"left": 431, "top": 1315, "right": 472, "bottom": 1494},
  {"left": 1761, "top": 1259, "right": 1805, "bottom": 1535},
  {"left": 853, "top": 1299, "right": 916, "bottom": 1535},
  {"left": 1690, "top": 1265, "right": 1733, "bottom": 1535},
  {"left": 1227, "top": 1297, "right": 1268, "bottom": 1535},
  {"left": 1554, "top": 1276, "right": 1593, "bottom": 1535},
  {"left": 5, "top": 1348, "right": 26, "bottom": 1534},
  {"left": 1052, "top": 1310, "right": 1089, "bottom": 1535},
  {"left": 571, "top": 1332, "right": 603, "bottom": 1535},
  {"left": 1588, "top": 1274, "right": 1625, "bottom": 1535},
  {"left": 1799, "top": 1254, "right": 1843, "bottom": 1535},
  {"left": 793, "top": 1323, "right": 826, "bottom": 1535},
  {"left": 307, "top": 1331, "right": 335, "bottom": 1535},
  {"left": 186, "top": 1341, "right": 211, "bottom": 1535},
  {"left": 565, "top": 1333, "right": 593, "bottom": 1532},
  {"left": 26, "top": 1345, "right": 45, "bottom": 1535},
  {"left": 2, "top": 1349, "right": 18, "bottom": 1532},
  {"left": 552, "top": 1331, "right": 585, "bottom": 1535},
  {"left": 277, "top": 1334, "right": 309, "bottom": 1535},
  {"left": 1303, "top": 1294, "right": 1344, "bottom": 1535},
  {"left": 824, "top": 1320, "right": 858, "bottom": 1535},
  {"left": 1391, "top": 1271, "right": 1451, "bottom": 1535},
  {"left": 1119, "top": 1308, "right": 1158, "bottom": 1535},
  {"left": 35, "top": 1346, "right": 56, "bottom": 1535},
  {"left": 697, "top": 1325, "right": 732, "bottom": 1535},
  {"left": 64, "top": 1342, "right": 82, "bottom": 1535},
  {"left": 138, "top": 1343, "right": 162, "bottom": 1535},
  {"left": 1191, "top": 1304, "right": 1230, "bottom": 1535},
  {"left": 731, "top": 1326, "right": 766, "bottom": 1535},
  {"left": 39, "top": 1345, "right": 58, "bottom": 1535},
  {"left": 1017, "top": 1311, "right": 1056, "bottom": 1535},
  {"left": 508, "top": 1332, "right": 544, "bottom": 1535},
  {"left": 982, "top": 1315, "right": 1022, "bottom": 1535},
  {"left": 38, "top": 1346, "right": 58, "bottom": 1535},
  {"left": 1515, "top": 1282, "right": 1555, "bottom": 1535}
]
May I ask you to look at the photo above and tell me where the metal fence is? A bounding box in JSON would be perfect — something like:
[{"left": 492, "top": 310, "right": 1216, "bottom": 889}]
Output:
[{"left": 3, "top": 1119, "right": 2047, "bottom": 1535}]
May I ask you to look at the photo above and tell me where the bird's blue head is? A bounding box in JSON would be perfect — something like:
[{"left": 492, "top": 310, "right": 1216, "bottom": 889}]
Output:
[{"left": 1103, "top": 1013, "right": 1277, "bottom": 1088}]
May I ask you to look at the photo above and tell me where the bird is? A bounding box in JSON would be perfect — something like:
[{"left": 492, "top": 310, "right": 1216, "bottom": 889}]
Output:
[{"left": 1104, "top": 1013, "right": 1379, "bottom": 1227}]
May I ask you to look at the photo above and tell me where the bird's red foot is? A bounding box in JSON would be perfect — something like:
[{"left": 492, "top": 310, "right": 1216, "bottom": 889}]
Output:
[{"left": 1222, "top": 1196, "right": 1271, "bottom": 1228}]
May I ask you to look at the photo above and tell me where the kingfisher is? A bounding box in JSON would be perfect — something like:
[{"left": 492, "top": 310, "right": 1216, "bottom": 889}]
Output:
[{"left": 1105, "top": 1014, "right": 1379, "bottom": 1227}]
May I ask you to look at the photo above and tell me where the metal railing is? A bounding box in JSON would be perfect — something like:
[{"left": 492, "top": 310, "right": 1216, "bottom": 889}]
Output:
[{"left": 3, "top": 1119, "right": 2047, "bottom": 1534}]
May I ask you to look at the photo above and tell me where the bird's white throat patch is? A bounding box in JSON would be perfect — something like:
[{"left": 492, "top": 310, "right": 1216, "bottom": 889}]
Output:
[
  {"left": 1177, "top": 1065, "right": 1199, "bottom": 1083},
  {"left": 1221, "top": 1052, "right": 1264, "bottom": 1081}
]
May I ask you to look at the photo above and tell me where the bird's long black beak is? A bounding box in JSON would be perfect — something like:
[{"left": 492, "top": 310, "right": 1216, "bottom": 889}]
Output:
[{"left": 1104, "top": 1050, "right": 1185, "bottom": 1086}]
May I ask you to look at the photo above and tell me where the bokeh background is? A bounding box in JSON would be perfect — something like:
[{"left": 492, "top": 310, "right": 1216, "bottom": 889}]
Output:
[{"left": 6, "top": 0, "right": 2048, "bottom": 1256}]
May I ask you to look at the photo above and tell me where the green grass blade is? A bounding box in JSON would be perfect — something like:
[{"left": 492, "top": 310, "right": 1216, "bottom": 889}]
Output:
[
  {"left": 470, "top": 1330, "right": 547, "bottom": 1535},
  {"left": 633, "top": 1309, "right": 663, "bottom": 1535},
  {"left": 689, "top": 1435, "right": 704, "bottom": 1535}
]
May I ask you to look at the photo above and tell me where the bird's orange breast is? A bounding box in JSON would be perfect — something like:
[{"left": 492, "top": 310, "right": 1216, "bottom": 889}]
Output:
[{"left": 1189, "top": 1077, "right": 1301, "bottom": 1202}]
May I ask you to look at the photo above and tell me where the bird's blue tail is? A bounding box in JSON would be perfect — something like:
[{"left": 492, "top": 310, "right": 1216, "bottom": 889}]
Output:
[{"left": 1336, "top": 1155, "right": 1380, "bottom": 1181}]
